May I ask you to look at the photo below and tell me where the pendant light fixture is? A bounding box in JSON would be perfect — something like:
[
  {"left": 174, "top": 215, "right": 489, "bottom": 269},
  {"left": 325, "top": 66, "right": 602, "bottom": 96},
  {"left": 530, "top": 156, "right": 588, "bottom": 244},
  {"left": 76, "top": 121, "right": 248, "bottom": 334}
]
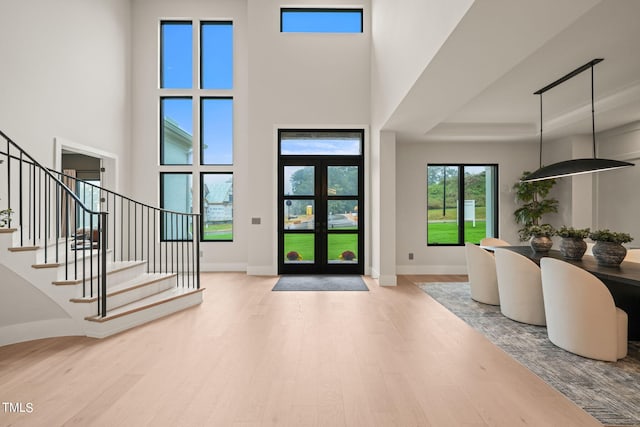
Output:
[{"left": 521, "top": 58, "right": 634, "bottom": 182}]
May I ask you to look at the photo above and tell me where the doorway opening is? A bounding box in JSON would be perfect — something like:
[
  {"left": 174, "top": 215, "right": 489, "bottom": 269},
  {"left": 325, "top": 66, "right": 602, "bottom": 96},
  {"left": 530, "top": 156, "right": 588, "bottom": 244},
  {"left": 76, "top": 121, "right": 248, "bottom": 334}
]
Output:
[{"left": 278, "top": 129, "right": 364, "bottom": 275}]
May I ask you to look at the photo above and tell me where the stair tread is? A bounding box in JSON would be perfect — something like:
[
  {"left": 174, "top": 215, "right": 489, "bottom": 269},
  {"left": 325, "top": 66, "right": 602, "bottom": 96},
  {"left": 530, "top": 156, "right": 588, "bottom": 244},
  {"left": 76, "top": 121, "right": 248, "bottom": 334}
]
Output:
[
  {"left": 70, "top": 273, "right": 177, "bottom": 302},
  {"left": 85, "top": 287, "right": 204, "bottom": 322},
  {"left": 52, "top": 260, "right": 147, "bottom": 285}
]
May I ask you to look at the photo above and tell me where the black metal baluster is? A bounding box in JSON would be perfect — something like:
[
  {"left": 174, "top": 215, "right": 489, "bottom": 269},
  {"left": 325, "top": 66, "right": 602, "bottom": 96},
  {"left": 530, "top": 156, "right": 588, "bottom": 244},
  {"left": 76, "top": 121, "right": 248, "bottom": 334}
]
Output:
[
  {"left": 19, "top": 151, "right": 23, "bottom": 245},
  {"left": 55, "top": 178, "right": 59, "bottom": 263},
  {"left": 100, "top": 212, "right": 108, "bottom": 317},
  {"left": 6, "top": 140, "right": 10, "bottom": 229},
  {"left": 65, "top": 192, "right": 69, "bottom": 280},
  {"left": 196, "top": 215, "right": 200, "bottom": 289}
]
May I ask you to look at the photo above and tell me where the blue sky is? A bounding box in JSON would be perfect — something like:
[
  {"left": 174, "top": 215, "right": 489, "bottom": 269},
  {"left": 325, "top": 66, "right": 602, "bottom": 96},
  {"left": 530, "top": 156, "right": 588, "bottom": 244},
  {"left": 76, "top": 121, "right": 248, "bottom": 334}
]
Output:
[{"left": 161, "top": 22, "right": 233, "bottom": 165}]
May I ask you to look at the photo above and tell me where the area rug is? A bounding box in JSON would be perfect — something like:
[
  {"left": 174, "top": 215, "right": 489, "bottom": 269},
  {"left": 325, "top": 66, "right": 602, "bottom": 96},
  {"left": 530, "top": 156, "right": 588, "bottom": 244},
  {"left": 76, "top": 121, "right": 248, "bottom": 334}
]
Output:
[
  {"left": 417, "top": 282, "right": 640, "bottom": 426},
  {"left": 273, "top": 275, "right": 368, "bottom": 291}
]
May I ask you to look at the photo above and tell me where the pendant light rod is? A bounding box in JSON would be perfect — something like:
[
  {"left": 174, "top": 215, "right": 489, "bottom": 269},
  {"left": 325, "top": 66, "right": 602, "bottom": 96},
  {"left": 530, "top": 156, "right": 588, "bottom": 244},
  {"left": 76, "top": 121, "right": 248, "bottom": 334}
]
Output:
[
  {"left": 538, "top": 94, "right": 543, "bottom": 168},
  {"left": 591, "top": 65, "right": 596, "bottom": 158},
  {"left": 533, "top": 58, "right": 603, "bottom": 95}
]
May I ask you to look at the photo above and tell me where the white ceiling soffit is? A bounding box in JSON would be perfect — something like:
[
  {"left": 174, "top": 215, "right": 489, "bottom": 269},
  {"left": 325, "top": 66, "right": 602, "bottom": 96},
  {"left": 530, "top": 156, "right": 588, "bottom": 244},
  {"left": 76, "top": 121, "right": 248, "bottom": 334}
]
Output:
[{"left": 380, "top": 0, "right": 640, "bottom": 143}]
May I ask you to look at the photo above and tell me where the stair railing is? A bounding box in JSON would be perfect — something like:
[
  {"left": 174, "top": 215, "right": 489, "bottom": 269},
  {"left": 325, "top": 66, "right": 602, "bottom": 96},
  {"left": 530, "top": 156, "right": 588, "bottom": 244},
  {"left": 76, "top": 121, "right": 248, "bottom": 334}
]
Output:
[{"left": 0, "top": 130, "right": 200, "bottom": 318}]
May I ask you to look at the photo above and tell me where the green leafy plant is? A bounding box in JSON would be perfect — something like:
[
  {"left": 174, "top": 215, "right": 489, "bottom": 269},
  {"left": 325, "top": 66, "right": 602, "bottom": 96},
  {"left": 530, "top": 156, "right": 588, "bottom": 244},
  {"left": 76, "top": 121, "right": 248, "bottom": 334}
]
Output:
[
  {"left": 588, "top": 229, "right": 633, "bottom": 244},
  {"left": 556, "top": 226, "right": 590, "bottom": 239},
  {"left": 519, "top": 224, "right": 555, "bottom": 240},
  {"left": 513, "top": 171, "right": 558, "bottom": 241},
  {"left": 0, "top": 208, "right": 13, "bottom": 228}
]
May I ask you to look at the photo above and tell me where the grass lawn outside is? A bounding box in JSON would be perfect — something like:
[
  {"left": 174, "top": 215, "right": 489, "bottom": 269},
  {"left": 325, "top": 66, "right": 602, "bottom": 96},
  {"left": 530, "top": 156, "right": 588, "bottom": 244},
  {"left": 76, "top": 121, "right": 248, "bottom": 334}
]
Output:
[
  {"left": 203, "top": 223, "right": 233, "bottom": 241},
  {"left": 427, "top": 221, "right": 487, "bottom": 244},
  {"left": 427, "top": 207, "right": 486, "bottom": 221},
  {"left": 284, "top": 233, "right": 358, "bottom": 262}
]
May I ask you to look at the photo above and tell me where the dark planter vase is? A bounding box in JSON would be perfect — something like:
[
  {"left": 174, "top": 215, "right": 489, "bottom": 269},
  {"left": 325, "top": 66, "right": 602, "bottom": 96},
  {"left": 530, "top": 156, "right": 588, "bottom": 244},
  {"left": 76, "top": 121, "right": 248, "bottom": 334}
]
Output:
[
  {"left": 530, "top": 236, "right": 553, "bottom": 252},
  {"left": 592, "top": 241, "right": 627, "bottom": 266},
  {"left": 560, "top": 237, "right": 587, "bottom": 260}
]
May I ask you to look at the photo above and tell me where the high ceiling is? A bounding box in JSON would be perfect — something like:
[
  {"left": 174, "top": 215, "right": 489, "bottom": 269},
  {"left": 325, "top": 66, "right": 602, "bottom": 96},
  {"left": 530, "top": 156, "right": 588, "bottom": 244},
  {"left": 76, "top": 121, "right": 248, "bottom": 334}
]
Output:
[{"left": 384, "top": 0, "right": 640, "bottom": 144}]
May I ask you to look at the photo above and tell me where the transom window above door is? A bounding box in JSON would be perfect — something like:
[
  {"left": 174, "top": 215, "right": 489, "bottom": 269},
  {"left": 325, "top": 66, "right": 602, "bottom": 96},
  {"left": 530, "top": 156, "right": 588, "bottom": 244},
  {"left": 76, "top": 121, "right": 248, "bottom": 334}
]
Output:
[{"left": 279, "top": 130, "right": 362, "bottom": 156}]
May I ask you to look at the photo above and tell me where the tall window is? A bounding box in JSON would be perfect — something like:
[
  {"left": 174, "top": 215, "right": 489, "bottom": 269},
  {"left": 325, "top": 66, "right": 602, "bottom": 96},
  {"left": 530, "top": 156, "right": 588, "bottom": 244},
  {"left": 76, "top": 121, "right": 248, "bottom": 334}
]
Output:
[
  {"left": 427, "top": 164, "right": 498, "bottom": 245},
  {"left": 159, "top": 20, "right": 234, "bottom": 241}
]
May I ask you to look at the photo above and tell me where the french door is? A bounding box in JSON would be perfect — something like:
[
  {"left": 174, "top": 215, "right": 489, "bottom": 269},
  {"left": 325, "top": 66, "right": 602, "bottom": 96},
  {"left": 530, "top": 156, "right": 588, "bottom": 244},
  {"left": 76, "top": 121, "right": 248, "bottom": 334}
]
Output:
[{"left": 278, "top": 130, "right": 364, "bottom": 275}]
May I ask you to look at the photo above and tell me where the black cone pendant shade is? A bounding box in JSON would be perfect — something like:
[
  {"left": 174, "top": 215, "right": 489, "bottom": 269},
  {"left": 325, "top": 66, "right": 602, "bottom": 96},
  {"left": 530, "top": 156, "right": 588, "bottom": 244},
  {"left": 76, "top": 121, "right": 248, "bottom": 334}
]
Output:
[
  {"left": 522, "top": 158, "right": 633, "bottom": 182},
  {"left": 521, "top": 59, "right": 634, "bottom": 182}
]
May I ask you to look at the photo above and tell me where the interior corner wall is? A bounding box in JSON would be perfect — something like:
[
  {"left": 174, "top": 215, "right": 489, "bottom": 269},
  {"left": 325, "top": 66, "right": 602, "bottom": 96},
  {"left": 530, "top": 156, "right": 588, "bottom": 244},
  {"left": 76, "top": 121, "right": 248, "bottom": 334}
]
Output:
[
  {"left": 593, "top": 121, "right": 640, "bottom": 243},
  {"left": 0, "top": 0, "right": 132, "bottom": 184},
  {"left": 246, "top": 0, "right": 371, "bottom": 275},
  {"left": 395, "top": 140, "right": 538, "bottom": 274},
  {"left": 370, "top": 0, "right": 474, "bottom": 127}
]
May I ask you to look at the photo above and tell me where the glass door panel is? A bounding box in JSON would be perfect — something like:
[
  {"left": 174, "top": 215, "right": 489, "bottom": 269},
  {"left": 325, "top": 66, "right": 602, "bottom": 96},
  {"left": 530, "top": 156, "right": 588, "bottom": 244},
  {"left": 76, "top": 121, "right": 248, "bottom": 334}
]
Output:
[
  {"left": 327, "top": 200, "right": 359, "bottom": 230},
  {"left": 327, "top": 234, "right": 358, "bottom": 264},
  {"left": 284, "top": 234, "right": 315, "bottom": 264},
  {"left": 284, "top": 199, "right": 315, "bottom": 230},
  {"left": 327, "top": 166, "right": 358, "bottom": 195},
  {"left": 284, "top": 165, "right": 314, "bottom": 196}
]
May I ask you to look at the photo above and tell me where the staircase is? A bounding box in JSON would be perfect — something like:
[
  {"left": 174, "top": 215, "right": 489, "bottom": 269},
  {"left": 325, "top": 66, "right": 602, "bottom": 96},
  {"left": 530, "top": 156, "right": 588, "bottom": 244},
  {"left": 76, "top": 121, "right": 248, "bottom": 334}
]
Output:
[{"left": 0, "top": 130, "right": 203, "bottom": 346}]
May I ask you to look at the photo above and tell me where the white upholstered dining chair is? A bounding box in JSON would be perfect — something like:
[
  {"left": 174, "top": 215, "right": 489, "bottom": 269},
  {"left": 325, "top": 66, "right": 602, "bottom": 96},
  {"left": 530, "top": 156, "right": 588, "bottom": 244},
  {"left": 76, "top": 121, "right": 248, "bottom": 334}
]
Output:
[
  {"left": 464, "top": 243, "right": 500, "bottom": 305},
  {"left": 540, "top": 258, "right": 627, "bottom": 362},
  {"left": 494, "top": 248, "right": 546, "bottom": 326}
]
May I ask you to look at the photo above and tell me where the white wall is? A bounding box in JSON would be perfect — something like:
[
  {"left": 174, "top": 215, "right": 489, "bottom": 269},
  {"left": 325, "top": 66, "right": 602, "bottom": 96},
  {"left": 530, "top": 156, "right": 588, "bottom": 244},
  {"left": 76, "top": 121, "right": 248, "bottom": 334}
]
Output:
[
  {"left": 370, "top": 0, "right": 473, "bottom": 126},
  {"left": 396, "top": 140, "right": 538, "bottom": 274},
  {"left": 246, "top": 0, "right": 371, "bottom": 275},
  {"left": 594, "top": 121, "right": 640, "bottom": 244},
  {"left": 0, "top": 0, "right": 131, "bottom": 185}
]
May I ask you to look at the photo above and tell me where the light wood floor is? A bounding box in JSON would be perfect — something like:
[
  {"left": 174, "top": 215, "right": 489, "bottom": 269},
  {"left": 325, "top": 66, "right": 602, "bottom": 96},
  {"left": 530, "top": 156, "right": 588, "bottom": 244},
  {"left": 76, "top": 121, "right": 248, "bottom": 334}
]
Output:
[{"left": 0, "top": 273, "right": 601, "bottom": 426}]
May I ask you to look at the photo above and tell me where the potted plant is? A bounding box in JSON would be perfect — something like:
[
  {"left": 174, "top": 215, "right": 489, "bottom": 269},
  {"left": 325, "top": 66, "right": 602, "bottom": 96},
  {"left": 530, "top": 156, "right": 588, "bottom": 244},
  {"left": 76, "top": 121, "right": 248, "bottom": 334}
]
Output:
[
  {"left": 588, "top": 229, "right": 634, "bottom": 266},
  {"left": 339, "top": 250, "right": 356, "bottom": 261},
  {"left": 520, "top": 224, "right": 555, "bottom": 252},
  {"left": 556, "top": 226, "right": 590, "bottom": 260},
  {"left": 286, "top": 251, "right": 302, "bottom": 261},
  {"left": 0, "top": 208, "right": 12, "bottom": 228},
  {"left": 513, "top": 171, "right": 558, "bottom": 251}
]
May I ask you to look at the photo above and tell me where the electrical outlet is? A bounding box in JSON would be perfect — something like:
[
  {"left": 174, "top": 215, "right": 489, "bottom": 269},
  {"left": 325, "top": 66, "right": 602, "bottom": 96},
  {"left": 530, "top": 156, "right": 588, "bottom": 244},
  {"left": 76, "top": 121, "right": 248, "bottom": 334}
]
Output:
[
  {"left": 408, "top": 253, "right": 414, "bottom": 260},
  {"left": 199, "top": 250, "right": 203, "bottom": 257}
]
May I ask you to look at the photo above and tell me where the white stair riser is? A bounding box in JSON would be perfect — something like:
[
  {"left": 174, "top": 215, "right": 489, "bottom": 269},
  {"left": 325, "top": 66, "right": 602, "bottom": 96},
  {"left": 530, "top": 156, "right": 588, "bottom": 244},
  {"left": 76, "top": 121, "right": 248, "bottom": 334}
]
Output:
[
  {"left": 84, "top": 291, "right": 203, "bottom": 338},
  {"left": 79, "top": 276, "right": 177, "bottom": 313}
]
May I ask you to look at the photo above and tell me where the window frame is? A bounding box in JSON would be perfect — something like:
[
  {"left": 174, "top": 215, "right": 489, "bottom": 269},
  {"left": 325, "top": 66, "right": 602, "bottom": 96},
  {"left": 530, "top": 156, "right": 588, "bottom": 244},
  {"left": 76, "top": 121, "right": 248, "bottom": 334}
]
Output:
[
  {"left": 160, "top": 96, "right": 194, "bottom": 166},
  {"left": 159, "top": 172, "right": 193, "bottom": 242},
  {"left": 199, "top": 20, "right": 234, "bottom": 90},
  {"left": 280, "top": 8, "right": 364, "bottom": 33},
  {"left": 160, "top": 20, "right": 193, "bottom": 89},
  {"left": 200, "top": 96, "right": 234, "bottom": 166},
  {"left": 200, "top": 172, "right": 234, "bottom": 242},
  {"left": 426, "top": 163, "right": 499, "bottom": 246}
]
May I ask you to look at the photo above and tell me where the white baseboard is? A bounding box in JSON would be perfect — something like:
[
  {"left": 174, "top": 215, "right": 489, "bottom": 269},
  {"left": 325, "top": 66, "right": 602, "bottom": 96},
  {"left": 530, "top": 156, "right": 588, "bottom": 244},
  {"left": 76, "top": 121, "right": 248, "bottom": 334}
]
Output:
[{"left": 376, "top": 275, "right": 397, "bottom": 286}]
